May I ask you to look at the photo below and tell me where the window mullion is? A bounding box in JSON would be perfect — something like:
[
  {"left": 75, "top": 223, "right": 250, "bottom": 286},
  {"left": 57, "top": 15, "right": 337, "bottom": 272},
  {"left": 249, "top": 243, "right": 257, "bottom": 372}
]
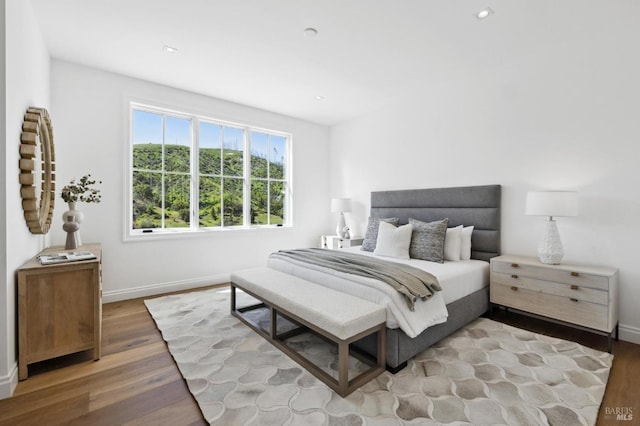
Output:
[
  {"left": 220, "top": 126, "right": 225, "bottom": 227},
  {"left": 161, "top": 114, "right": 166, "bottom": 229},
  {"left": 192, "top": 118, "right": 199, "bottom": 230},
  {"left": 266, "top": 134, "right": 271, "bottom": 225},
  {"left": 244, "top": 127, "right": 250, "bottom": 227}
]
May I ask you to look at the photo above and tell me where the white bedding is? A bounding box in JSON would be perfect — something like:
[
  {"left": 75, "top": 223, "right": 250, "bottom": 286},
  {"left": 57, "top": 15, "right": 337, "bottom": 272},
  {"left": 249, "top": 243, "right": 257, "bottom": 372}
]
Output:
[{"left": 267, "top": 246, "right": 489, "bottom": 338}]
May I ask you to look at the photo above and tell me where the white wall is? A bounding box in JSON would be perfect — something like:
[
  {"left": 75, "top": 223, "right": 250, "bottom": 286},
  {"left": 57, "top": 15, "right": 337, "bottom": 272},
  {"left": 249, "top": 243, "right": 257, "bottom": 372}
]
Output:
[
  {"left": 1, "top": 0, "right": 50, "bottom": 398},
  {"left": 50, "top": 60, "right": 331, "bottom": 302},
  {"left": 329, "top": 18, "right": 640, "bottom": 343}
]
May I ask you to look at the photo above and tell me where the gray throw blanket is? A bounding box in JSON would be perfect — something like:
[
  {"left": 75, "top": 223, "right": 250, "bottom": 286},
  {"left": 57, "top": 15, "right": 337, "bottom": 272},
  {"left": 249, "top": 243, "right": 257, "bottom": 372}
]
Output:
[{"left": 269, "top": 248, "right": 441, "bottom": 311}]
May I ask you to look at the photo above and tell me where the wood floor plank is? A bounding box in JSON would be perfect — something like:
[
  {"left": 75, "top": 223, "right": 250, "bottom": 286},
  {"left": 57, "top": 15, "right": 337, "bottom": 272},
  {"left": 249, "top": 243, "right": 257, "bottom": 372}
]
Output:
[
  {"left": 101, "top": 313, "right": 165, "bottom": 356},
  {"left": 2, "top": 393, "right": 90, "bottom": 426},
  {"left": 0, "top": 285, "right": 636, "bottom": 425},
  {"left": 73, "top": 379, "right": 195, "bottom": 426},
  {"left": 597, "top": 341, "right": 640, "bottom": 424},
  {"left": 12, "top": 341, "right": 169, "bottom": 396},
  {"left": 88, "top": 365, "right": 181, "bottom": 411},
  {"left": 101, "top": 299, "right": 149, "bottom": 319},
  {"left": 0, "top": 386, "right": 85, "bottom": 423},
  {"left": 122, "top": 397, "right": 208, "bottom": 426},
  {"left": 0, "top": 353, "right": 176, "bottom": 421}
]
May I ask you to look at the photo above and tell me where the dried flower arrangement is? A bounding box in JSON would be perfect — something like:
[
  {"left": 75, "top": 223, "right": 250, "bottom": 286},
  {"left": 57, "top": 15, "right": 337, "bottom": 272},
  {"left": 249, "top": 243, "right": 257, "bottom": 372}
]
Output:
[{"left": 61, "top": 174, "right": 102, "bottom": 204}]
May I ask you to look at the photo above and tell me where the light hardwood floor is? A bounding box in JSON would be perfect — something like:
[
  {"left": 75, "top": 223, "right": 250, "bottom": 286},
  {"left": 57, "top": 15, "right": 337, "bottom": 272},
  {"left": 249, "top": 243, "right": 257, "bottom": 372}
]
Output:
[{"left": 0, "top": 286, "right": 637, "bottom": 425}]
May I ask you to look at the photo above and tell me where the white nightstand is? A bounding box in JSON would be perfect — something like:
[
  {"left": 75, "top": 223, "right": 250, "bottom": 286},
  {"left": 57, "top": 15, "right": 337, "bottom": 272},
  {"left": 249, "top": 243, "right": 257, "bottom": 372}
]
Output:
[
  {"left": 321, "top": 235, "right": 363, "bottom": 250},
  {"left": 490, "top": 255, "right": 619, "bottom": 352}
]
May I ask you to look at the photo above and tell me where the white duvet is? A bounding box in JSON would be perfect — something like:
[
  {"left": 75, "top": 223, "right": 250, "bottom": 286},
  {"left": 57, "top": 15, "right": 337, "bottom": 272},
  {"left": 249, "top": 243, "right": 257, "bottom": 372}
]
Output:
[{"left": 267, "top": 247, "right": 489, "bottom": 338}]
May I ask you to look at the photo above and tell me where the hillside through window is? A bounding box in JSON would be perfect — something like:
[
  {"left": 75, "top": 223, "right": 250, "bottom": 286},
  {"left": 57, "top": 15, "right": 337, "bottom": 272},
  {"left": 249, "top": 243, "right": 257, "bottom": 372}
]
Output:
[{"left": 128, "top": 103, "right": 291, "bottom": 236}]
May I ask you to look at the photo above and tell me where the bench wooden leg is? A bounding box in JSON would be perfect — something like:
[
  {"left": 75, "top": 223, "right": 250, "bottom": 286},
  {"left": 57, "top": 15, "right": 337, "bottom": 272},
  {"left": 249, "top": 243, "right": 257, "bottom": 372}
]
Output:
[
  {"left": 270, "top": 306, "right": 277, "bottom": 339},
  {"left": 230, "top": 284, "right": 236, "bottom": 313},
  {"left": 338, "top": 341, "right": 349, "bottom": 396}
]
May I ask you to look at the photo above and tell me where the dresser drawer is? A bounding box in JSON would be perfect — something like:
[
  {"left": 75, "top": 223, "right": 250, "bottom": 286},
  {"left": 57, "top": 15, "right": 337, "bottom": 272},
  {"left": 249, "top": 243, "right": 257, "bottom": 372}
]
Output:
[
  {"left": 490, "top": 272, "right": 608, "bottom": 305},
  {"left": 491, "top": 283, "right": 610, "bottom": 332},
  {"left": 492, "top": 260, "right": 609, "bottom": 290}
]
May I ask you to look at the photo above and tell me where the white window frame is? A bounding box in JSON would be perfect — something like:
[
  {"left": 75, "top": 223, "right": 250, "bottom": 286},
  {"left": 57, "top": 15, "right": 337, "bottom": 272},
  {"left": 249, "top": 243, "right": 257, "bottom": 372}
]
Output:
[{"left": 123, "top": 101, "right": 292, "bottom": 240}]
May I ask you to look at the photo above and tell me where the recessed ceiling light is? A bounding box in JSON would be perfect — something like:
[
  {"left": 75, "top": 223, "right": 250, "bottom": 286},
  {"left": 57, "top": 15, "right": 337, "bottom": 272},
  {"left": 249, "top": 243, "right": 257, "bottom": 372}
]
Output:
[
  {"left": 163, "top": 45, "right": 178, "bottom": 53},
  {"left": 315, "top": 95, "right": 325, "bottom": 101},
  {"left": 303, "top": 28, "right": 318, "bottom": 38},
  {"left": 476, "top": 7, "right": 494, "bottom": 20}
]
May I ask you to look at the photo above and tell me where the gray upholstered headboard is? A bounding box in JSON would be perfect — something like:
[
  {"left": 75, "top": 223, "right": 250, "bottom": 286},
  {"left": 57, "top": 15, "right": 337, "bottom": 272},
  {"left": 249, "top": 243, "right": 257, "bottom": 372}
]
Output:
[{"left": 370, "top": 185, "right": 501, "bottom": 262}]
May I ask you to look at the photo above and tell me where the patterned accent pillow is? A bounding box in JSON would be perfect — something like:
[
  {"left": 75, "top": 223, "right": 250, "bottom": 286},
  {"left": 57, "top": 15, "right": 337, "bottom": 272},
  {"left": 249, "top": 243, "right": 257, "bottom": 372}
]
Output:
[
  {"left": 409, "top": 218, "right": 449, "bottom": 262},
  {"left": 361, "top": 217, "right": 400, "bottom": 252}
]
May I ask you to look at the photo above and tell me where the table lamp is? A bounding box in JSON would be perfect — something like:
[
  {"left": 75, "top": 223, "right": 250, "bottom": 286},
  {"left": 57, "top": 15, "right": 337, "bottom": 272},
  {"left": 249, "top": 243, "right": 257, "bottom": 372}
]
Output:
[{"left": 331, "top": 198, "right": 352, "bottom": 238}]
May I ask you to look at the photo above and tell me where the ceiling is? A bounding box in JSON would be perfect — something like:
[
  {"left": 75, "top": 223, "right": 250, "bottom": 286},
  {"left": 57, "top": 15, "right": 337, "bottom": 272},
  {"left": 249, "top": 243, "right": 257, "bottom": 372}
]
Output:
[{"left": 29, "top": 0, "right": 613, "bottom": 126}]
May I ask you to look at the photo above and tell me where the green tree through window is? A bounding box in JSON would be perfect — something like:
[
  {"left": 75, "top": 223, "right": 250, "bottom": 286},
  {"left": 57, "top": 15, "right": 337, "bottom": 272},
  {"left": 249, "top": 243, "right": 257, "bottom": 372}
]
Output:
[
  {"left": 249, "top": 131, "right": 287, "bottom": 225},
  {"left": 130, "top": 104, "right": 290, "bottom": 234}
]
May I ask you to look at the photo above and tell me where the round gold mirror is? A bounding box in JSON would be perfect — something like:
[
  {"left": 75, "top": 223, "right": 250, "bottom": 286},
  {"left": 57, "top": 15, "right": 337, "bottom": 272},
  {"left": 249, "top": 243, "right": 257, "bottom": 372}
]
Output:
[{"left": 20, "top": 107, "right": 56, "bottom": 234}]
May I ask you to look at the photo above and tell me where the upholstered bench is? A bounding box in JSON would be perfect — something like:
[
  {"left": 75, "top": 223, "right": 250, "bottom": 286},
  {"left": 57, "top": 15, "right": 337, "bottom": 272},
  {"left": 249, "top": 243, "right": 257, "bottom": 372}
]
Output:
[{"left": 230, "top": 267, "right": 386, "bottom": 397}]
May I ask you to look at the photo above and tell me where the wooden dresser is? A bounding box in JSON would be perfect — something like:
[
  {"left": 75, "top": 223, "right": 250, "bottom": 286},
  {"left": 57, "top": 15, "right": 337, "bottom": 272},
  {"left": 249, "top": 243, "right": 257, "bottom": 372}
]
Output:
[
  {"left": 490, "top": 254, "right": 618, "bottom": 351},
  {"left": 17, "top": 243, "right": 102, "bottom": 379}
]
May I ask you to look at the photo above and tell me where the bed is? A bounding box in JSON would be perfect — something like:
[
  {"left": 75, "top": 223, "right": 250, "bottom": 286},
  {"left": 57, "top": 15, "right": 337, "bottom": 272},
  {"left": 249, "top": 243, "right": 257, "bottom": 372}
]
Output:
[{"left": 270, "top": 184, "right": 501, "bottom": 371}]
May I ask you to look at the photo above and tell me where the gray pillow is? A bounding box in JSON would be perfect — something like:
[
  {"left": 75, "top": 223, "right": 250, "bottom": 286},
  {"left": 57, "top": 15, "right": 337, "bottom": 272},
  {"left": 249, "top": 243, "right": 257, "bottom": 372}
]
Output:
[
  {"left": 409, "top": 218, "right": 449, "bottom": 262},
  {"left": 361, "top": 217, "right": 400, "bottom": 252}
]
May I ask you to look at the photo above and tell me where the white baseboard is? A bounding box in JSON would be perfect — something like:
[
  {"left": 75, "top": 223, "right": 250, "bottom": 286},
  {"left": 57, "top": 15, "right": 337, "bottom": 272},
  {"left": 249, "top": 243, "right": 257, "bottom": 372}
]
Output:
[
  {"left": 0, "top": 363, "right": 18, "bottom": 400},
  {"left": 102, "top": 273, "right": 230, "bottom": 303},
  {"left": 619, "top": 323, "right": 640, "bottom": 345}
]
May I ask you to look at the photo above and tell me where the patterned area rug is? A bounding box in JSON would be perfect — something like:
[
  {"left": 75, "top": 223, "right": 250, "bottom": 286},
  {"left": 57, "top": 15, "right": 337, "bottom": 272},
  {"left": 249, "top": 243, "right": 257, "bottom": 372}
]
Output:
[{"left": 145, "top": 288, "right": 613, "bottom": 425}]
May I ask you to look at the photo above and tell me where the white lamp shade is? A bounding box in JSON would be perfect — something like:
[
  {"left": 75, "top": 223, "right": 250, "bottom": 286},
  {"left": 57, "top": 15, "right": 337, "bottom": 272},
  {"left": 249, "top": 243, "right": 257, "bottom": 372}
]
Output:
[
  {"left": 330, "top": 198, "right": 352, "bottom": 213},
  {"left": 525, "top": 191, "right": 578, "bottom": 217}
]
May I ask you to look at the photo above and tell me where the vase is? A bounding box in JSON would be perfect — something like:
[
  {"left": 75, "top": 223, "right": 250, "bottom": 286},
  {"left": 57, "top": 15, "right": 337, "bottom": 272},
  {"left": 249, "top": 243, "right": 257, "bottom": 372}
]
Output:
[{"left": 62, "top": 202, "right": 84, "bottom": 248}]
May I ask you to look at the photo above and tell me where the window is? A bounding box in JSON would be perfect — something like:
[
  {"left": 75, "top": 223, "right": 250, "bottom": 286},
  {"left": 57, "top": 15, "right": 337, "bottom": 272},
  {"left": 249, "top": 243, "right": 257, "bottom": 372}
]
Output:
[
  {"left": 249, "top": 131, "right": 288, "bottom": 226},
  {"left": 128, "top": 103, "right": 291, "bottom": 237}
]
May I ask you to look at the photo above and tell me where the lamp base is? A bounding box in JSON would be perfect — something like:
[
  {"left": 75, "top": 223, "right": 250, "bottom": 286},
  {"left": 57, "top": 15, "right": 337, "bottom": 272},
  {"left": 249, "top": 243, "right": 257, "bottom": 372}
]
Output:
[
  {"left": 537, "top": 218, "right": 564, "bottom": 265},
  {"left": 336, "top": 212, "right": 347, "bottom": 238}
]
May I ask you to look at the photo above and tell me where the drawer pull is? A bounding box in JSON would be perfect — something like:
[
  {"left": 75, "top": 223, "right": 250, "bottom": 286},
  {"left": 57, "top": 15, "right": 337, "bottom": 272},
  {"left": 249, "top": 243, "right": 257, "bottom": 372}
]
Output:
[
  {"left": 570, "top": 298, "right": 578, "bottom": 302},
  {"left": 511, "top": 263, "right": 519, "bottom": 268},
  {"left": 571, "top": 272, "right": 580, "bottom": 277},
  {"left": 510, "top": 286, "right": 518, "bottom": 291},
  {"left": 570, "top": 285, "right": 579, "bottom": 290},
  {"left": 511, "top": 274, "right": 519, "bottom": 279}
]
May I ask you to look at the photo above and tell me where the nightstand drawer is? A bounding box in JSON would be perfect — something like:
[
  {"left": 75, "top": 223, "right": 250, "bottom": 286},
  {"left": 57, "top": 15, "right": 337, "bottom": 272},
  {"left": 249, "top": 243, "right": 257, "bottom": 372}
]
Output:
[
  {"left": 491, "top": 273, "right": 608, "bottom": 305},
  {"left": 321, "top": 236, "right": 363, "bottom": 250},
  {"left": 492, "top": 260, "right": 609, "bottom": 290},
  {"left": 491, "top": 283, "right": 609, "bottom": 331}
]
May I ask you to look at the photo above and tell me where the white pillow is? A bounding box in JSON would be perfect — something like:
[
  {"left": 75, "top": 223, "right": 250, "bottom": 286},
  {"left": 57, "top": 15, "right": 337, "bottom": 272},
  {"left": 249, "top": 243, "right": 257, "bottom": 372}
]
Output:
[
  {"left": 444, "top": 225, "right": 463, "bottom": 261},
  {"left": 460, "top": 225, "right": 474, "bottom": 260},
  {"left": 374, "top": 222, "right": 413, "bottom": 259}
]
